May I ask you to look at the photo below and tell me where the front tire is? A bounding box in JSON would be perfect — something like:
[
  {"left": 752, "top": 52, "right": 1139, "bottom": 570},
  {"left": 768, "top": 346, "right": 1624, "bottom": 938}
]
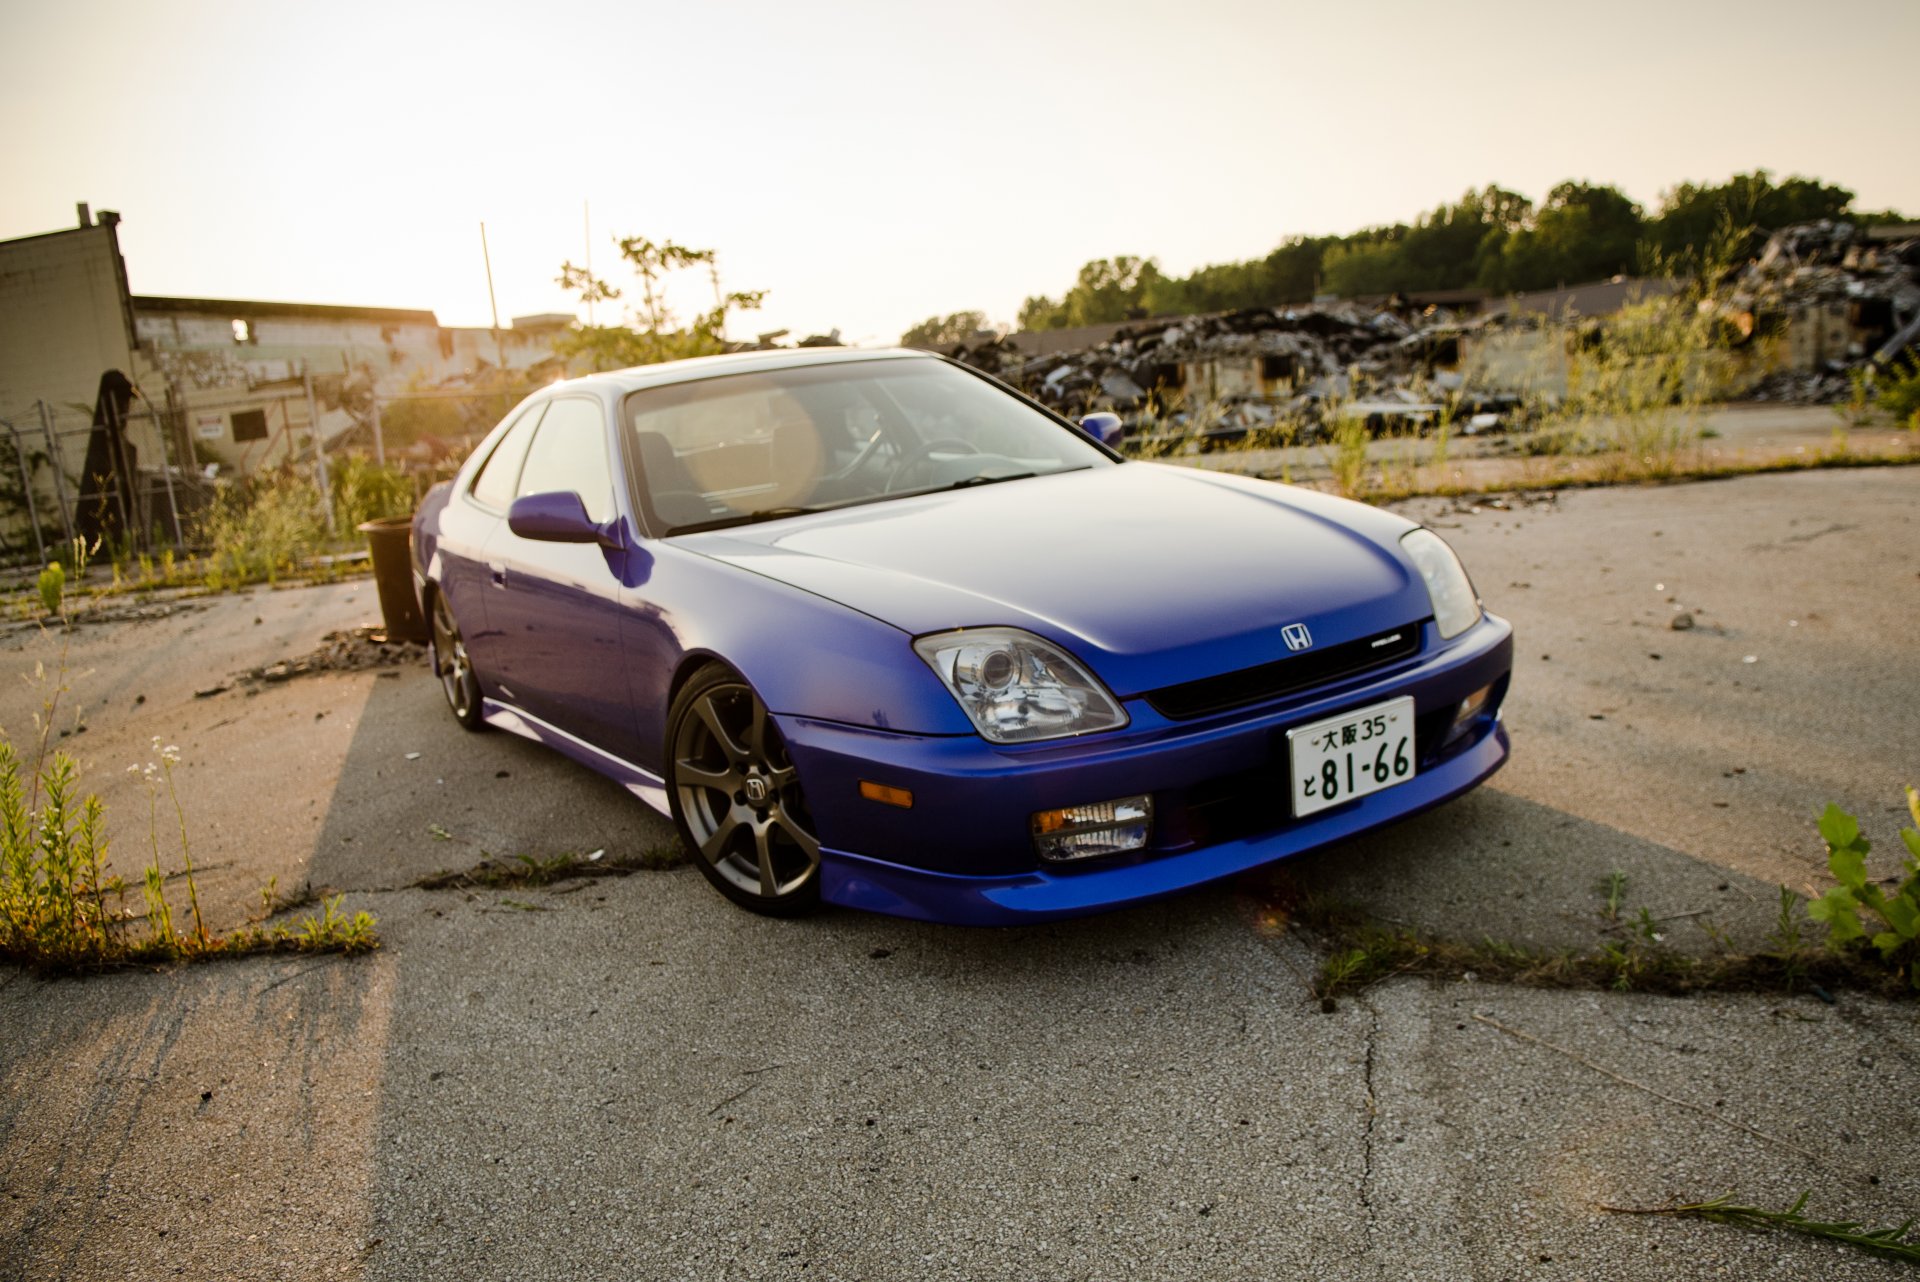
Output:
[
  {"left": 429, "top": 589, "right": 484, "bottom": 732},
  {"left": 667, "top": 665, "right": 822, "bottom": 916}
]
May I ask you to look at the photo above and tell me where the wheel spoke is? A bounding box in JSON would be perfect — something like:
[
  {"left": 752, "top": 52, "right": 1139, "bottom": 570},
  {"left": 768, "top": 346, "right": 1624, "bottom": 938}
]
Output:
[
  {"left": 747, "top": 699, "right": 769, "bottom": 759},
  {"left": 695, "top": 695, "right": 750, "bottom": 765},
  {"left": 753, "top": 824, "right": 778, "bottom": 896},
  {"left": 675, "top": 759, "right": 737, "bottom": 794},
  {"left": 771, "top": 812, "right": 821, "bottom": 864},
  {"left": 698, "top": 812, "right": 741, "bottom": 863},
  {"left": 766, "top": 763, "right": 797, "bottom": 790}
]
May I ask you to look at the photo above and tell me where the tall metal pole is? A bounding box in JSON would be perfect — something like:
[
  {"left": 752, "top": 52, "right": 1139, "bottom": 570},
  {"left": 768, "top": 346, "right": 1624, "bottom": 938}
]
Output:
[
  {"left": 37, "top": 401, "right": 75, "bottom": 548},
  {"left": 370, "top": 396, "right": 386, "bottom": 468},
  {"left": 137, "top": 386, "right": 184, "bottom": 549},
  {"left": 305, "top": 366, "right": 335, "bottom": 535},
  {"left": 480, "top": 221, "right": 506, "bottom": 370},
  {"left": 8, "top": 420, "right": 47, "bottom": 565},
  {"left": 583, "top": 201, "right": 594, "bottom": 327}
]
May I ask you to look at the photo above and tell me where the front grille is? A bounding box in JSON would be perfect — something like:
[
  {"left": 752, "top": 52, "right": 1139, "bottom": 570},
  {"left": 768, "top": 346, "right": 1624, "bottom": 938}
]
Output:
[{"left": 1143, "top": 624, "right": 1424, "bottom": 720}]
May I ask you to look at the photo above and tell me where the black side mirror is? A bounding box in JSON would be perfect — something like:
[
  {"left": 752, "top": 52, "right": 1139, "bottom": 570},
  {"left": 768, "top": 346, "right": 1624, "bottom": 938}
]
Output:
[{"left": 507, "top": 491, "right": 616, "bottom": 547}]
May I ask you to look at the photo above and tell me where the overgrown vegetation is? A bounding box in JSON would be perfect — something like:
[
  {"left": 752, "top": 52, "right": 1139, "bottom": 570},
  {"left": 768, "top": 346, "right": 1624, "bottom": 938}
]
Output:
[
  {"left": 1287, "top": 788, "right": 1920, "bottom": 1003},
  {"left": 0, "top": 734, "right": 377, "bottom": 973}
]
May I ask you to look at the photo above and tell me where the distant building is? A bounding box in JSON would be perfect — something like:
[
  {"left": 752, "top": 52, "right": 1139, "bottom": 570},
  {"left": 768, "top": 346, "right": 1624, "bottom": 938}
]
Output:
[{"left": 0, "top": 205, "right": 575, "bottom": 558}]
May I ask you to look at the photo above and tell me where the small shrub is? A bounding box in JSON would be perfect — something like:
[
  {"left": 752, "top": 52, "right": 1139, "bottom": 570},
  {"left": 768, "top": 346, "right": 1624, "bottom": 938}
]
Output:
[
  {"left": 329, "top": 455, "right": 415, "bottom": 531},
  {"left": 36, "top": 562, "right": 65, "bottom": 618},
  {"left": 1806, "top": 789, "right": 1920, "bottom": 989},
  {"left": 1874, "top": 355, "right": 1920, "bottom": 424},
  {"left": 195, "top": 469, "right": 328, "bottom": 589}
]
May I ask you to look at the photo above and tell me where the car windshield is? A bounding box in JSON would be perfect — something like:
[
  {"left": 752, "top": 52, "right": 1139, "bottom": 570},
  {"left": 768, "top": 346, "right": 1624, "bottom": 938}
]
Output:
[{"left": 623, "top": 357, "right": 1113, "bottom": 535}]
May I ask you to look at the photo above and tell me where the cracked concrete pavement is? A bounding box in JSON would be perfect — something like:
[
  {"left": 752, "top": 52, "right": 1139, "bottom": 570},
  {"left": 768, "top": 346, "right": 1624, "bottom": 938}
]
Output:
[{"left": 2, "top": 465, "right": 1916, "bottom": 1280}]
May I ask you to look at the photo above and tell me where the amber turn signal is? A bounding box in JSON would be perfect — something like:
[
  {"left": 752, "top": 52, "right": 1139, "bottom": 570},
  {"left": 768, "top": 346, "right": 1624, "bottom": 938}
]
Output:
[{"left": 859, "top": 780, "right": 913, "bottom": 808}]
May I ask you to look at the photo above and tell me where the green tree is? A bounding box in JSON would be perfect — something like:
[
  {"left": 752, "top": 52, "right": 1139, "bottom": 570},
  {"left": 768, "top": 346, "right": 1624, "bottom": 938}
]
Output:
[
  {"left": 1479, "top": 182, "right": 1643, "bottom": 292},
  {"left": 900, "top": 310, "right": 991, "bottom": 348},
  {"left": 555, "top": 236, "right": 765, "bottom": 371},
  {"left": 1650, "top": 170, "right": 1854, "bottom": 257}
]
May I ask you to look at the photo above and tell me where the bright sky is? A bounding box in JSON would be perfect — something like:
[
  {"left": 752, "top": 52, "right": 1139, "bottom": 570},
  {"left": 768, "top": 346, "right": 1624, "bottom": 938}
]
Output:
[{"left": 4, "top": 0, "right": 1916, "bottom": 347}]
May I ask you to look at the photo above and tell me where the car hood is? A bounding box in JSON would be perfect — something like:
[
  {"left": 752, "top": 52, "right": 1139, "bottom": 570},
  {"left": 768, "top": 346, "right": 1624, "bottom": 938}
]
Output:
[{"left": 674, "top": 464, "right": 1434, "bottom": 697}]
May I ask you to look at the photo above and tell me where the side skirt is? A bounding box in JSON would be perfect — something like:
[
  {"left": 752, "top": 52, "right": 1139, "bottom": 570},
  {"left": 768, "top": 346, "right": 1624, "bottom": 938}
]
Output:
[{"left": 480, "top": 699, "right": 670, "bottom": 816}]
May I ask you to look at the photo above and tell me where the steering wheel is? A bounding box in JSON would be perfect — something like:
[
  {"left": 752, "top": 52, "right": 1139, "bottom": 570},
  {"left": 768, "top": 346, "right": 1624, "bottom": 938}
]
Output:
[{"left": 886, "top": 436, "right": 980, "bottom": 491}]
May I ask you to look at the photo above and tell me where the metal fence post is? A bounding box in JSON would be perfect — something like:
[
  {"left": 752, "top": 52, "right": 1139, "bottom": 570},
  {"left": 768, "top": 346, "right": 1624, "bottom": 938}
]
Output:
[
  {"left": 305, "top": 367, "right": 335, "bottom": 534},
  {"left": 371, "top": 395, "right": 386, "bottom": 467},
  {"left": 8, "top": 418, "right": 47, "bottom": 565},
  {"left": 142, "top": 392, "right": 185, "bottom": 549},
  {"left": 37, "top": 400, "right": 75, "bottom": 549}
]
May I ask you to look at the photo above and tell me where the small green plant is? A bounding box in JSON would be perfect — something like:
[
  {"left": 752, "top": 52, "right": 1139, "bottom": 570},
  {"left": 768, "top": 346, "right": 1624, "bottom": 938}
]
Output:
[
  {"left": 1805, "top": 789, "right": 1920, "bottom": 989},
  {"left": 1597, "top": 869, "right": 1628, "bottom": 922},
  {"left": 1604, "top": 1191, "right": 1919, "bottom": 1265},
  {"left": 1325, "top": 408, "right": 1371, "bottom": 498},
  {"left": 36, "top": 561, "right": 66, "bottom": 618},
  {"left": 1839, "top": 367, "right": 1877, "bottom": 426}
]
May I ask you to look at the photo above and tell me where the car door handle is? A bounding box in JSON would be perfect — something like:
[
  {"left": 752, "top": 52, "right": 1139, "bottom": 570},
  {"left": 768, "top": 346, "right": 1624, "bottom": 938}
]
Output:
[{"left": 489, "top": 562, "right": 507, "bottom": 589}]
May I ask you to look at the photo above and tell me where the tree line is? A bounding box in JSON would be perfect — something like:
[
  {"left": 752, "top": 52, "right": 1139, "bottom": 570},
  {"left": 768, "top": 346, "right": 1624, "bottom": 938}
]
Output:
[{"left": 901, "top": 171, "right": 1906, "bottom": 345}]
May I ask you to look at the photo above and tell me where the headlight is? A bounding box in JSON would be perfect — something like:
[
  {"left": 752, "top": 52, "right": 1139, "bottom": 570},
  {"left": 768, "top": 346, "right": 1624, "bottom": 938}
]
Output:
[
  {"left": 1400, "top": 527, "right": 1481, "bottom": 640},
  {"left": 913, "top": 627, "right": 1128, "bottom": 744}
]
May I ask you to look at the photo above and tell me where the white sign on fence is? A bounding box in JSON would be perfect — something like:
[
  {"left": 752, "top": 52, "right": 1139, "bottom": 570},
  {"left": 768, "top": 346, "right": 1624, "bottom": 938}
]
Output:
[{"left": 195, "top": 413, "right": 225, "bottom": 440}]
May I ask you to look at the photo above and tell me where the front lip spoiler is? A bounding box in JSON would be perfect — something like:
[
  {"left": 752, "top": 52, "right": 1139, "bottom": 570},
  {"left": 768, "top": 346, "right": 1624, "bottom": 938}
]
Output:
[{"left": 815, "top": 720, "right": 1509, "bottom": 926}]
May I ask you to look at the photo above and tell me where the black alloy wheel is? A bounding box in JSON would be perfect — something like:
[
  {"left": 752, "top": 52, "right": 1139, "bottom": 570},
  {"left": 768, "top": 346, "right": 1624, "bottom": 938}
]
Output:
[
  {"left": 667, "top": 665, "right": 822, "bottom": 915},
  {"left": 430, "top": 590, "right": 484, "bottom": 731}
]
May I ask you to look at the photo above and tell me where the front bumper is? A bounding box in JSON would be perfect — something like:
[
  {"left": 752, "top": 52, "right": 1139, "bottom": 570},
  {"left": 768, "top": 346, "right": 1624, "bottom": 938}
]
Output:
[{"left": 779, "top": 613, "right": 1513, "bottom": 926}]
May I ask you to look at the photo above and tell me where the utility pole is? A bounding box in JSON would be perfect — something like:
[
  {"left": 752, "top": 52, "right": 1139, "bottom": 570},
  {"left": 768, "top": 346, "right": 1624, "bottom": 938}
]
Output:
[
  {"left": 305, "top": 365, "right": 334, "bottom": 535},
  {"left": 480, "top": 221, "right": 506, "bottom": 370}
]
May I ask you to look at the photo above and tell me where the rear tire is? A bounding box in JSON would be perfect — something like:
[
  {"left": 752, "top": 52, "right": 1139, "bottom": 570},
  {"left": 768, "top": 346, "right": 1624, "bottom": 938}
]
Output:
[
  {"left": 429, "top": 589, "right": 484, "bottom": 732},
  {"left": 667, "top": 665, "right": 822, "bottom": 917}
]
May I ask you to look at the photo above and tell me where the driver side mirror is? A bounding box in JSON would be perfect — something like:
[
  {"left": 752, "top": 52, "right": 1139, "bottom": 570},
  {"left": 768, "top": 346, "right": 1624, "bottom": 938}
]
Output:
[
  {"left": 508, "top": 491, "right": 617, "bottom": 547},
  {"left": 1078, "top": 412, "right": 1125, "bottom": 447}
]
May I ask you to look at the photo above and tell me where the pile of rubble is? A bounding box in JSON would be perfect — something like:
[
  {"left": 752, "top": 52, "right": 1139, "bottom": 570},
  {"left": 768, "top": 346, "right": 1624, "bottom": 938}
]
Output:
[
  {"left": 239, "top": 625, "right": 426, "bottom": 687},
  {"left": 950, "top": 304, "right": 1509, "bottom": 445},
  {"left": 1726, "top": 220, "right": 1920, "bottom": 403}
]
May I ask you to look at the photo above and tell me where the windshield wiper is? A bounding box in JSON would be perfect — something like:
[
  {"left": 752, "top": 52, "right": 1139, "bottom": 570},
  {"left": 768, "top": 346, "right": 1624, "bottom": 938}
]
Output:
[
  {"left": 667, "top": 505, "right": 817, "bottom": 535},
  {"left": 947, "top": 471, "right": 1036, "bottom": 490}
]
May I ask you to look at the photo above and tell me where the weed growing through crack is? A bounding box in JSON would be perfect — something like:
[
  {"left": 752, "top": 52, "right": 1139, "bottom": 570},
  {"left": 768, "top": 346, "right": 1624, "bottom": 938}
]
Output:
[
  {"left": 1597, "top": 870, "right": 1628, "bottom": 923},
  {"left": 1603, "top": 1192, "right": 1920, "bottom": 1265},
  {"left": 1806, "top": 789, "right": 1920, "bottom": 989},
  {"left": 0, "top": 730, "right": 376, "bottom": 973},
  {"left": 1296, "top": 792, "right": 1920, "bottom": 1002}
]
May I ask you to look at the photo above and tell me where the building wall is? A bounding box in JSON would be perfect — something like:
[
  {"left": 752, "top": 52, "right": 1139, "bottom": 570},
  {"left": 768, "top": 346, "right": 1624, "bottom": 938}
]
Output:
[{"left": 0, "top": 218, "right": 135, "bottom": 429}]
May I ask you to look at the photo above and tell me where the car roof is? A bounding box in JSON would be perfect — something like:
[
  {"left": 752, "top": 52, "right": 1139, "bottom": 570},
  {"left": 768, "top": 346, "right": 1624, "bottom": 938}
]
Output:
[{"left": 564, "top": 346, "right": 937, "bottom": 396}]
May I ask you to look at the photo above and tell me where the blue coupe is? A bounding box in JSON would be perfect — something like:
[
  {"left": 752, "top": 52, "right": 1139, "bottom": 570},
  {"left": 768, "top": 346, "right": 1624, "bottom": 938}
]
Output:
[{"left": 411, "top": 348, "right": 1511, "bottom": 924}]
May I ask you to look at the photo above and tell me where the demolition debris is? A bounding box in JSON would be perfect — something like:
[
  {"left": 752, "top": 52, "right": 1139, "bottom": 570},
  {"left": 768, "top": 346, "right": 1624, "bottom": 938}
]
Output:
[{"left": 942, "top": 219, "right": 1920, "bottom": 437}]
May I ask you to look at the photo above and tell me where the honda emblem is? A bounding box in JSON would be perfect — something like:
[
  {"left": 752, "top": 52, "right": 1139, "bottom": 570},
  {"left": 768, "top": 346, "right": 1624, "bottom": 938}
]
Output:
[{"left": 1282, "top": 623, "right": 1313, "bottom": 652}]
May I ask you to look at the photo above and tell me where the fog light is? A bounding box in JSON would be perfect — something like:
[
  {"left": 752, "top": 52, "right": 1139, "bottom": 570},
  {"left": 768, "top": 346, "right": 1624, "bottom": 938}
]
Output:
[
  {"left": 1444, "top": 683, "right": 1495, "bottom": 746},
  {"left": 1032, "top": 795, "right": 1152, "bottom": 862}
]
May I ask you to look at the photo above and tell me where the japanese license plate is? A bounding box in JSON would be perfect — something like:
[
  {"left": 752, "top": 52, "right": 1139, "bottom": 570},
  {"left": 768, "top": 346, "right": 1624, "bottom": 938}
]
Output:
[{"left": 1287, "top": 696, "right": 1416, "bottom": 818}]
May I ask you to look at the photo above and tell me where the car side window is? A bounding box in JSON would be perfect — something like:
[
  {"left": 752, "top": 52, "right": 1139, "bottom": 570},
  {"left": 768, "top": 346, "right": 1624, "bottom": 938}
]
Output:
[
  {"left": 470, "top": 403, "right": 545, "bottom": 511},
  {"left": 515, "top": 397, "right": 616, "bottom": 524}
]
